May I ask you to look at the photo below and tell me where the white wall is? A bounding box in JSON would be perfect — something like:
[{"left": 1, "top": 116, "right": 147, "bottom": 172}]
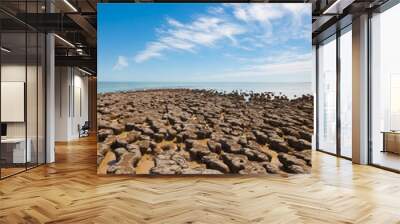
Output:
[
  {"left": 1, "top": 64, "right": 42, "bottom": 138},
  {"left": 1, "top": 63, "right": 46, "bottom": 164},
  {"left": 55, "top": 67, "right": 89, "bottom": 141},
  {"left": 71, "top": 73, "right": 89, "bottom": 138},
  {"left": 1, "top": 65, "right": 26, "bottom": 139},
  {"left": 55, "top": 66, "right": 69, "bottom": 141}
]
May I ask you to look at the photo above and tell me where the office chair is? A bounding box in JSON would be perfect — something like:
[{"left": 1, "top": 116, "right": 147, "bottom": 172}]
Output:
[{"left": 79, "top": 121, "right": 90, "bottom": 138}]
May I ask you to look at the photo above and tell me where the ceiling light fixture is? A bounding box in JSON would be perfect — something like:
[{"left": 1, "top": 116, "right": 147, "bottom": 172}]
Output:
[
  {"left": 54, "top": 34, "right": 75, "bottom": 48},
  {"left": 323, "top": 0, "right": 355, "bottom": 15},
  {"left": 76, "top": 48, "right": 85, "bottom": 56},
  {"left": 1, "top": 47, "right": 11, "bottom": 53},
  {"left": 78, "top": 67, "right": 93, "bottom": 76},
  {"left": 63, "top": 0, "right": 78, "bottom": 12}
]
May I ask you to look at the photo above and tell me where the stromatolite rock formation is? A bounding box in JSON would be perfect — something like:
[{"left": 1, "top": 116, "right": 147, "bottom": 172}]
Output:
[{"left": 97, "top": 89, "right": 313, "bottom": 175}]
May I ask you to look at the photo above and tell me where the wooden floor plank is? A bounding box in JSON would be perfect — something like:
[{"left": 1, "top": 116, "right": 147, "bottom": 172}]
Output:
[{"left": 0, "top": 136, "right": 399, "bottom": 223}]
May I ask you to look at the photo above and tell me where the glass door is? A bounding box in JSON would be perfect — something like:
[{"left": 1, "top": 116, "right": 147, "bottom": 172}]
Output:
[
  {"left": 370, "top": 3, "right": 400, "bottom": 171},
  {"left": 1, "top": 30, "right": 28, "bottom": 178},
  {"left": 0, "top": 1, "right": 47, "bottom": 179},
  {"left": 317, "top": 35, "right": 337, "bottom": 155},
  {"left": 339, "top": 26, "right": 352, "bottom": 158}
]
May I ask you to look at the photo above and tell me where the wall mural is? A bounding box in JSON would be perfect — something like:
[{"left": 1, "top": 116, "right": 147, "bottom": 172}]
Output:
[{"left": 97, "top": 3, "right": 313, "bottom": 175}]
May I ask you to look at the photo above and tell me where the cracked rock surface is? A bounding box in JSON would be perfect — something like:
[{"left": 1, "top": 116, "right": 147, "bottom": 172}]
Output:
[{"left": 97, "top": 89, "right": 313, "bottom": 175}]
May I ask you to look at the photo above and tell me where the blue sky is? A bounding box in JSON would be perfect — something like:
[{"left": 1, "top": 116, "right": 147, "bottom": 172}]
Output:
[{"left": 98, "top": 3, "right": 312, "bottom": 82}]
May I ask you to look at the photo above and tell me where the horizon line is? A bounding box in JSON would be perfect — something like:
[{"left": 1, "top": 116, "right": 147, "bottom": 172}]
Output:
[{"left": 98, "top": 81, "right": 313, "bottom": 83}]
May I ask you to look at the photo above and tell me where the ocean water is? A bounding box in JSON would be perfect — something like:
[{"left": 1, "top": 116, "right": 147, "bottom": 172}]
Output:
[{"left": 98, "top": 82, "right": 313, "bottom": 98}]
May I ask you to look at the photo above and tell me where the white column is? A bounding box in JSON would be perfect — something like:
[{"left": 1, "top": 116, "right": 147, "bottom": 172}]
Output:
[
  {"left": 46, "top": 32, "right": 55, "bottom": 163},
  {"left": 352, "top": 14, "right": 369, "bottom": 164}
]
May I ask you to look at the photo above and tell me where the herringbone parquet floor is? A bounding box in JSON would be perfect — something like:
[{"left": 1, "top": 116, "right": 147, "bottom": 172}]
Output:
[{"left": 1, "top": 136, "right": 400, "bottom": 224}]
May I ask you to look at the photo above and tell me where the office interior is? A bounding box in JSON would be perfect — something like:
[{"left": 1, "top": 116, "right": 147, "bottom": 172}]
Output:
[
  {"left": 315, "top": 1, "right": 400, "bottom": 172},
  {"left": 0, "top": 0, "right": 399, "bottom": 180},
  {"left": 0, "top": 0, "right": 97, "bottom": 179}
]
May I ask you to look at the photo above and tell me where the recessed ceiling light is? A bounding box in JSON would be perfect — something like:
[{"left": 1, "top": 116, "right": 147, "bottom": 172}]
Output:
[
  {"left": 63, "top": 0, "right": 78, "bottom": 12},
  {"left": 78, "top": 67, "right": 92, "bottom": 76},
  {"left": 54, "top": 34, "right": 75, "bottom": 48},
  {"left": 1, "top": 47, "right": 11, "bottom": 53},
  {"left": 323, "top": 0, "right": 355, "bottom": 15}
]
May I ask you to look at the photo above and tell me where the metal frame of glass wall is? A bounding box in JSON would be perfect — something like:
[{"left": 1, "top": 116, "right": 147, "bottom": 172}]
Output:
[
  {"left": 316, "top": 0, "right": 400, "bottom": 173},
  {"left": 367, "top": 0, "right": 400, "bottom": 173},
  {"left": 315, "top": 23, "right": 353, "bottom": 160},
  {"left": 0, "top": 0, "right": 47, "bottom": 180}
]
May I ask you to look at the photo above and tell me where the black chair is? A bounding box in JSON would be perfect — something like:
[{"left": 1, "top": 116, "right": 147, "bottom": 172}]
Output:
[{"left": 79, "top": 121, "right": 90, "bottom": 138}]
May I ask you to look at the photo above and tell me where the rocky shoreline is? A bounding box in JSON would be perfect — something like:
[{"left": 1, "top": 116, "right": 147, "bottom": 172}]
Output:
[{"left": 97, "top": 89, "right": 313, "bottom": 175}]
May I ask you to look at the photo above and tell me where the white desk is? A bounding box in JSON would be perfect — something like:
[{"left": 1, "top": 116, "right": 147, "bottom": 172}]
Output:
[{"left": 1, "top": 138, "right": 31, "bottom": 163}]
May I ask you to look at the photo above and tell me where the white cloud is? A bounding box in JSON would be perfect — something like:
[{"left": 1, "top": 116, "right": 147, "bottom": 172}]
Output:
[
  {"left": 113, "top": 56, "right": 129, "bottom": 70},
  {"left": 224, "top": 3, "right": 311, "bottom": 48},
  {"left": 247, "top": 58, "right": 311, "bottom": 77},
  {"left": 208, "top": 6, "right": 225, "bottom": 15},
  {"left": 133, "top": 4, "right": 310, "bottom": 64},
  {"left": 229, "top": 4, "right": 285, "bottom": 23},
  {"left": 282, "top": 4, "right": 310, "bottom": 16},
  {"left": 206, "top": 52, "right": 312, "bottom": 81},
  {"left": 161, "top": 37, "right": 195, "bottom": 51},
  {"left": 166, "top": 18, "right": 184, "bottom": 28},
  {"left": 214, "top": 59, "right": 311, "bottom": 81},
  {"left": 134, "top": 16, "right": 245, "bottom": 63},
  {"left": 225, "top": 50, "right": 310, "bottom": 64},
  {"left": 134, "top": 42, "right": 168, "bottom": 63},
  {"left": 227, "top": 3, "right": 309, "bottom": 22}
]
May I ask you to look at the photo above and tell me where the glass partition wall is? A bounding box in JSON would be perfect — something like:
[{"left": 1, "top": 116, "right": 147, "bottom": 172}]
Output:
[
  {"left": 339, "top": 26, "right": 352, "bottom": 159},
  {"left": 0, "top": 30, "right": 27, "bottom": 177},
  {"left": 316, "top": 26, "right": 353, "bottom": 159},
  {"left": 370, "top": 3, "right": 400, "bottom": 171},
  {"left": 317, "top": 35, "right": 337, "bottom": 155},
  {"left": 0, "top": 2, "right": 46, "bottom": 179},
  {"left": 316, "top": 1, "right": 400, "bottom": 170}
]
